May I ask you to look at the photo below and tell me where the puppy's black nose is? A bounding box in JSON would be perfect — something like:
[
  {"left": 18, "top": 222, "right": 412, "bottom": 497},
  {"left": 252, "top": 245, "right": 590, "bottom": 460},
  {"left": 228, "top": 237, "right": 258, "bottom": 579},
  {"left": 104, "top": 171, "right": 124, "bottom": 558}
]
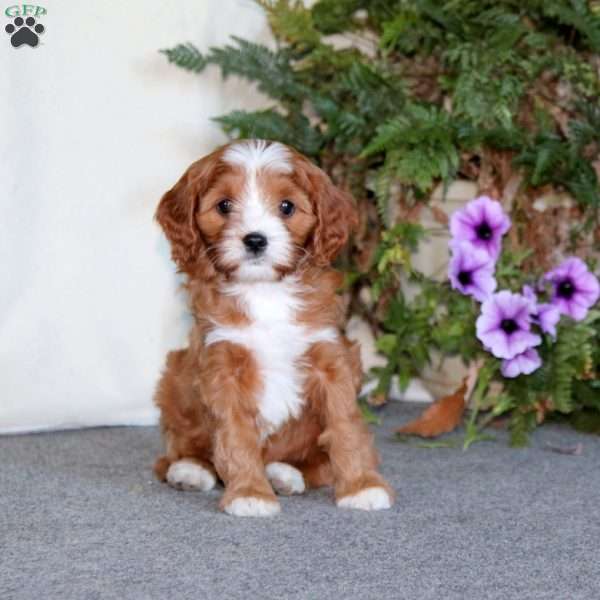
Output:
[{"left": 243, "top": 232, "right": 268, "bottom": 254}]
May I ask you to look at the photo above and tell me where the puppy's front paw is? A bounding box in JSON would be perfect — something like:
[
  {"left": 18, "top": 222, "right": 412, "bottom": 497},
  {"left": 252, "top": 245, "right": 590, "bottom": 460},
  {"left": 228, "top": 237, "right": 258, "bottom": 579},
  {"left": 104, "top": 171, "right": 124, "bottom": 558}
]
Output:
[
  {"left": 223, "top": 497, "right": 281, "bottom": 518},
  {"left": 266, "top": 462, "right": 305, "bottom": 495},
  {"left": 337, "top": 487, "right": 392, "bottom": 511},
  {"left": 166, "top": 459, "right": 216, "bottom": 492}
]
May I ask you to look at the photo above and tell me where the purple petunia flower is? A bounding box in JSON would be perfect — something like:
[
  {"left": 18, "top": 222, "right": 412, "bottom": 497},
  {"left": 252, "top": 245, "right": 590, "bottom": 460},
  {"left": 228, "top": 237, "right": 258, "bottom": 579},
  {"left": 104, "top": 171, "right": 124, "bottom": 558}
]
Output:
[
  {"left": 544, "top": 257, "right": 600, "bottom": 321},
  {"left": 450, "top": 196, "right": 511, "bottom": 260},
  {"left": 522, "top": 285, "right": 561, "bottom": 338},
  {"left": 501, "top": 348, "right": 542, "bottom": 378},
  {"left": 476, "top": 291, "right": 542, "bottom": 359},
  {"left": 448, "top": 242, "right": 497, "bottom": 302}
]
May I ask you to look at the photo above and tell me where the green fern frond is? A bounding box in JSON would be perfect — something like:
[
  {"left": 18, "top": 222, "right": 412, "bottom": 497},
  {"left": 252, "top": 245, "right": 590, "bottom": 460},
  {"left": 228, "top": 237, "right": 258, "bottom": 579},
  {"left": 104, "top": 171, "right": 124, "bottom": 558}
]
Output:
[
  {"left": 538, "top": 0, "right": 600, "bottom": 51},
  {"left": 549, "top": 320, "right": 597, "bottom": 413},
  {"left": 208, "top": 37, "right": 304, "bottom": 103},
  {"left": 363, "top": 105, "right": 459, "bottom": 192},
  {"left": 256, "top": 0, "right": 320, "bottom": 45},
  {"left": 373, "top": 157, "right": 395, "bottom": 227},
  {"left": 310, "top": 0, "right": 362, "bottom": 35},
  {"left": 160, "top": 43, "right": 206, "bottom": 73},
  {"left": 213, "top": 109, "right": 323, "bottom": 156},
  {"left": 362, "top": 116, "right": 410, "bottom": 157},
  {"left": 311, "top": 95, "right": 366, "bottom": 146},
  {"left": 338, "top": 62, "right": 405, "bottom": 124},
  {"left": 509, "top": 410, "right": 537, "bottom": 447},
  {"left": 515, "top": 124, "right": 600, "bottom": 208}
]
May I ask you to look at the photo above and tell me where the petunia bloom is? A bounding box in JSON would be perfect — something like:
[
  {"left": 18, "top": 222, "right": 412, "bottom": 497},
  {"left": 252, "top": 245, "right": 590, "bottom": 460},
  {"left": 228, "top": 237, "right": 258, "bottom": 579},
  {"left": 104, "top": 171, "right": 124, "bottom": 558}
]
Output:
[
  {"left": 448, "top": 242, "right": 497, "bottom": 301},
  {"left": 545, "top": 257, "right": 600, "bottom": 321},
  {"left": 501, "top": 348, "right": 542, "bottom": 378},
  {"left": 522, "top": 285, "right": 561, "bottom": 338},
  {"left": 450, "top": 196, "right": 511, "bottom": 260},
  {"left": 476, "top": 291, "right": 542, "bottom": 359}
]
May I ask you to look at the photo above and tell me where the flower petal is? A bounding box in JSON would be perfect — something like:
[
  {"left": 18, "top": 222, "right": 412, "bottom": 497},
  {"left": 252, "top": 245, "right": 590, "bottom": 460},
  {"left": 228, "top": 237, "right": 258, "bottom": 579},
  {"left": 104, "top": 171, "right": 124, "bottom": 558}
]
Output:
[
  {"left": 505, "top": 330, "right": 541, "bottom": 359},
  {"left": 537, "top": 303, "right": 560, "bottom": 337},
  {"left": 501, "top": 349, "right": 542, "bottom": 378},
  {"left": 522, "top": 285, "right": 538, "bottom": 313},
  {"left": 470, "top": 274, "right": 497, "bottom": 301},
  {"left": 480, "top": 329, "right": 511, "bottom": 358},
  {"left": 565, "top": 298, "right": 590, "bottom": 321},
  {"left": 576, "top": 272, "right": 600, "bottom": 300}
]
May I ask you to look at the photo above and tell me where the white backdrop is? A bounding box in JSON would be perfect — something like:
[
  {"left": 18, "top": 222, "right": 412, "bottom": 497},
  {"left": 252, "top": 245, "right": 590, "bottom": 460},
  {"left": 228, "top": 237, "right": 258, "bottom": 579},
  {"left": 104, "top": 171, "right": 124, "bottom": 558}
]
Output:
[{"left": 0, "top": 0, "right": 272, "bottom": 433}]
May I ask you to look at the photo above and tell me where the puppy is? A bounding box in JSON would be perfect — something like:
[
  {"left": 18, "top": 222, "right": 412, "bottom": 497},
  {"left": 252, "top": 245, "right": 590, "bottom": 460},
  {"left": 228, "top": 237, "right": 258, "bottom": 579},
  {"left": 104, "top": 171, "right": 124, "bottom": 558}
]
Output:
[{"left": 153, "top": 139, "right": 393, "bottom": 517}]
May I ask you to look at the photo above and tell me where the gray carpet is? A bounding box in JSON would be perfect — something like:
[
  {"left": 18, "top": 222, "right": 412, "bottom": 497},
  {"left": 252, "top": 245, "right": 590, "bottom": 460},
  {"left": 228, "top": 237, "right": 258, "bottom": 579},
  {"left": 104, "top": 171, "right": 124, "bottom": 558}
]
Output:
[{"left": 2, "top": 402, "right": 599, "bottom": 600}]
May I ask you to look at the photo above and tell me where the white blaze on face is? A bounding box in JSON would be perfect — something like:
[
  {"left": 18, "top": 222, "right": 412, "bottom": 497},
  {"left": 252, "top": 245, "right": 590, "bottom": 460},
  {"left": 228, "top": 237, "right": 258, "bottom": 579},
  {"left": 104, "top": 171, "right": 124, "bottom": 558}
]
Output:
[{"left": 221, "top": 140, "right": 294, "bottom": 282}]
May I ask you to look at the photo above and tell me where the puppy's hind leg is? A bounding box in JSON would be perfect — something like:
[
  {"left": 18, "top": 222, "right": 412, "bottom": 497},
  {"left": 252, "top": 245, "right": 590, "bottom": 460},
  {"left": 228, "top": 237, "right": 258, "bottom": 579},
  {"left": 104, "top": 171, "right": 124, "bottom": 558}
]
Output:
[
  {"left": 165, "top": 457, "right": 216, "bottom": 492},
  {"left": 154, "top": 349, "right": 216, "bottom": 492},
  {"left": 154, "top": 441, "right": 217, "bottom": 492},
  {"left": 157, "top": 426, "right": 217, "bottom": 493},
  {"left": 265, "top": 462, "right": 305, "bottom": 495}
]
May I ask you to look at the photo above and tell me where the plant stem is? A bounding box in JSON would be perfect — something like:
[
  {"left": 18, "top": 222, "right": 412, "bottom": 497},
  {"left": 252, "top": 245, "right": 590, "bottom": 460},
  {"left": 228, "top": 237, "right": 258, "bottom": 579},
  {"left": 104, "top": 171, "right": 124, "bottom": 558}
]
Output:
[{"left": 463, "top": 360, "right": 498, "bottom": 450}]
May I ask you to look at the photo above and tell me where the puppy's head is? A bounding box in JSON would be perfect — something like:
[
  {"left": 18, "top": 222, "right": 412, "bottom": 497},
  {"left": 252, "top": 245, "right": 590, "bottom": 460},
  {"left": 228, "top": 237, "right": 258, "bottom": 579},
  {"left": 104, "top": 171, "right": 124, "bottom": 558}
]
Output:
[{"left": 156, "top": 140, "right": 357, "bottom": 281}]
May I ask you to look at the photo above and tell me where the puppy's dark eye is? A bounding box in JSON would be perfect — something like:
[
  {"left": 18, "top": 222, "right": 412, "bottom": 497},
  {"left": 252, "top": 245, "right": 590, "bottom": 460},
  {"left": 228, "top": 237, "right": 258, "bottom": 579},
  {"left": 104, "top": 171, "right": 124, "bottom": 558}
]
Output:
[
  {"left": 217, "top": 199, "right": 233, "bottom": 215},
  {"left": 279, "top": 200, "right": 295, "bottom": 217}
]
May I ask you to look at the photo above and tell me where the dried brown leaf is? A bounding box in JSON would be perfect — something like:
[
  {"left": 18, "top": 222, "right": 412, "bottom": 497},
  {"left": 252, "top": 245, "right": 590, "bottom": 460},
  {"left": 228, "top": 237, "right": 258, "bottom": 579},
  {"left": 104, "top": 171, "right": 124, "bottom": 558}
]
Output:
[{"left": 396, "top": 379, "right": 467, "bottom": 438}]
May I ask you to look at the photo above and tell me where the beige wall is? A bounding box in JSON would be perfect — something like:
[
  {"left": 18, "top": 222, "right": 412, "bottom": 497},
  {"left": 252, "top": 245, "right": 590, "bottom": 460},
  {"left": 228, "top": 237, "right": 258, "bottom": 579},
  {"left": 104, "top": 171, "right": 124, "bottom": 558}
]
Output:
[{"left": 0, "top": 0, "right": 272, "bottom": 432}]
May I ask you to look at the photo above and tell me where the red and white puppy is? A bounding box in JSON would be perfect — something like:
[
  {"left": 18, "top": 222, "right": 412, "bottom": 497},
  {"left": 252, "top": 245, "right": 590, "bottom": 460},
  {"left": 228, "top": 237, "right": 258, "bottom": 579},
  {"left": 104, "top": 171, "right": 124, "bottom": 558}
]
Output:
[{"left": 154, "top": 139, "right": 393, "bottom": 517}]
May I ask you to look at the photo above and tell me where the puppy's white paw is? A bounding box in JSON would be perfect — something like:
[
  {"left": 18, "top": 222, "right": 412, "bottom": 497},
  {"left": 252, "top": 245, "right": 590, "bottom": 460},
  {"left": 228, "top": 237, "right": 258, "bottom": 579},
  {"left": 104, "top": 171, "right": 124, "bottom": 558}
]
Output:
[
  {"left": 337, "top": 487, "right": 392, "bottom": 511},
  {"left": 223, "top": 497, "right": 281, "bottom": 518},
  {"left": 265, "top": 462, "right": 306, "bottom": 495},
  {"left": 166, "top": 460, "right": 216, "bottom": 492}
]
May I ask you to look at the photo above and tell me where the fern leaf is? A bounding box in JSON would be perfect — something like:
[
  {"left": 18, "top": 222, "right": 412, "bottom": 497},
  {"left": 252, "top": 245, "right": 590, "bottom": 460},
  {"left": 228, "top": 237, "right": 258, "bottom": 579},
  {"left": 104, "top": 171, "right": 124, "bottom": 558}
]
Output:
[
  {"left": 213, "top": 109, "right": 323, "bottom": 156},
  {"left": 509, "top": 410, "right": 537, "bottom": 447},
  {"left": 160, "top": 43, "right": 207, "bottom": 73},
  {"left": 207, "top": 37, "right": 305, "bottom": 103},
  {"left": 256, "top": 0, "right": 320, "bottom": 45},
  {"left": 373, "top": 158, "right": 395, "bottom": 227}
]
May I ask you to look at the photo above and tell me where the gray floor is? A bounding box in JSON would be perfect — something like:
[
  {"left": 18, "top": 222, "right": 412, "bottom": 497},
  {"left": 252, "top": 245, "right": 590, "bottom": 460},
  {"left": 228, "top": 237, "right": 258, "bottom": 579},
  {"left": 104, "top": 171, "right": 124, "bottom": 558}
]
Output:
[{"left": 2, "top": 402, "right": 599, "bottom": 600}]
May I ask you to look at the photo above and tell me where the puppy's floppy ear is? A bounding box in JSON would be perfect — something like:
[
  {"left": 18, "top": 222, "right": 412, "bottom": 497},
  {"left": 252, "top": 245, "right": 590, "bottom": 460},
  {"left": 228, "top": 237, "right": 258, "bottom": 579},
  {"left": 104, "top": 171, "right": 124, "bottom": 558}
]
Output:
[
  {"left": 293, "top": 155, "right": 359, "bottom": 267},
  {"left": 155, "top": 151, "right": 221, "bottom": 274},
  {"left": 313, "top": 181, "right": 359, "bottom": 267}
]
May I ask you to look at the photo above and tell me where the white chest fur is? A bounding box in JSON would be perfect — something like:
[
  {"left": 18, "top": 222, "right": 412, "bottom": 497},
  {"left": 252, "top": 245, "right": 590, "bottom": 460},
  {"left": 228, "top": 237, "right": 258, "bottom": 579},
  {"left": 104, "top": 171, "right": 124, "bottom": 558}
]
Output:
[{"left": 204, "top": 278, "right": 337, "bottom": 437}]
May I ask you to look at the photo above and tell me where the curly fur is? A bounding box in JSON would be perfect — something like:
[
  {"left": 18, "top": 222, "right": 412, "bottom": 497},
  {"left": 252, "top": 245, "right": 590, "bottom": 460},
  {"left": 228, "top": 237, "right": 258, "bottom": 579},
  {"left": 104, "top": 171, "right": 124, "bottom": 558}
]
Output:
[{"left": 154, "top": 140, "right": 393, "bottom": 515}]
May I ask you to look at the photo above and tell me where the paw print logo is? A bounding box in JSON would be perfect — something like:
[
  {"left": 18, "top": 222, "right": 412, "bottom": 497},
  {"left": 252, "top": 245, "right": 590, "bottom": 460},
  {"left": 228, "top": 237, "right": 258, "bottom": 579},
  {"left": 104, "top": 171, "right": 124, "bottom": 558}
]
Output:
[{"left": 5, "top": 16, "right": 45, "bottom": 48}]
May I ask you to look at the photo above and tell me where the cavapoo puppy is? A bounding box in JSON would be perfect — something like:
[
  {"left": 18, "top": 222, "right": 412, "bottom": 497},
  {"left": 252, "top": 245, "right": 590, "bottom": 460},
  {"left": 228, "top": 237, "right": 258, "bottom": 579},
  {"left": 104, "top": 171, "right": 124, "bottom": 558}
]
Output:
[{"left": 153, "top": 139, "right": 394, "bottom": 517}]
